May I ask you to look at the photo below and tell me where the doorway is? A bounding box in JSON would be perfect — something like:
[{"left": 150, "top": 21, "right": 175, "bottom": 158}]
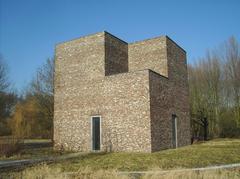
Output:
[
  {"left": 172, "top": 114, "right": 178, "bottom": 148},
  {"left": 91, "top": 116, "right": 101, "bottom": 151}
]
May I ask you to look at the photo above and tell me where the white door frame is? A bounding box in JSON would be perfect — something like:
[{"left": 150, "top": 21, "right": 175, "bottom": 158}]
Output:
[
  {"left": 174, "top": 116, "right": 178, "bottom": 148},
  {"left": 172, "top": 114, "right": 178, "bottom": 148},
  {"left": 90, "top": 116, "right": 101, "bottom": 151}
]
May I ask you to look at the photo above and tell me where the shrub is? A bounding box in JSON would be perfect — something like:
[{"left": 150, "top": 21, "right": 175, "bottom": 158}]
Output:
[
  {"left": 219, "top": 117, "right": 240, "bottom": 138},
  {"left": 0, "top": 136, "right": 23, "bottom": 157}
]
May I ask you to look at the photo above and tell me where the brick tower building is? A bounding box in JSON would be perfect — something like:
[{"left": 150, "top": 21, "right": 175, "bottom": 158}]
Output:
[{"left": 54, "top": 31, "right": 191, "bottom": 152}]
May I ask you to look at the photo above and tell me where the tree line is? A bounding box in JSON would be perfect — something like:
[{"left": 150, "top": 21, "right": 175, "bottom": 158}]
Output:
[
  {"left": 0, "top": 36, "right": 239, "bottom": 139},
  {"left": 189, "top": 37, "right": 240, "bottom": 138},
  {"left": 0, "top": 56, "right": 53, "bottom": 139}
]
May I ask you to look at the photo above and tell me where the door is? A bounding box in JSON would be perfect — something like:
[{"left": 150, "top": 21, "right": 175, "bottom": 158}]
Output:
[
  {"left": 172, "top": 114, "right": 178, "bottom": 148},
  {"left": 91, "top": 116, "right": 101, "bottom": 150}
]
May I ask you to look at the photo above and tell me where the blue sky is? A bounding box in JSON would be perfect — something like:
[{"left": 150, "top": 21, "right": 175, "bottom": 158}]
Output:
[{"left": 0, "top": 0, "right": 240, "bottom": 91}]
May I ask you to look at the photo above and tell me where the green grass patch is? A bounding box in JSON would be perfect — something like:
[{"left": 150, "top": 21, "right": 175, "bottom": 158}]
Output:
[{"left": 51, "top": 138, "right": 240, "bottom": 171}]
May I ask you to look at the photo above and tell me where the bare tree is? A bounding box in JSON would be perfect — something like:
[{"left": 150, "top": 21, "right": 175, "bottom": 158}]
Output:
[
  {"left": 30, "top": 58, "right": 54, "bottom": 117},
  {"left": 224, "top": 37, "right": 240, "bottom": 127},
  {"left": 29, "top": 58, "right": 54, "bottom": 139},
  {"left": 189, "top": 56, "right": 221, "bottom": 137},
  {"left": 189, "top": 36, "right": 240, "bottom": 139},
  {"left": 0, "top": 55, "right": 17, "bottom": 136},
  {"left": 0, "top": 55, "right": 9, "bottom": 92}
]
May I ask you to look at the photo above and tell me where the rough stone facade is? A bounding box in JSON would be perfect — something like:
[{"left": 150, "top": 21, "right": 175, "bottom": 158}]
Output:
[{"left": 54, "top": 31, "right": 191, "bottom": 153}]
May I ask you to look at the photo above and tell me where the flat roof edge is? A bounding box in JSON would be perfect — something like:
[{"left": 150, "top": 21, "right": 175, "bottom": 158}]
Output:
[
  {"left": 55, "top": 31, "right": 105, "bottom": 46},
  {"left": 104, "top": 31, "right": 128, "bottom": 44},
  {"left": 148, "top": 69, "right": 169, "bottom": 80},
  {"left": 166, "top": 36, "right": 186, "bottom": 53},
  {"left": 129, "top": 35, "right": 166, "bottom": 45},
  {"left": 55, "top": 32, "right": 186, "bottom": 54}
]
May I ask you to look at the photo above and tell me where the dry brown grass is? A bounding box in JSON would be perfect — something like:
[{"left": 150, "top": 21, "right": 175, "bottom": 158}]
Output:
[
  {"left": 1, "top": 164, "right": 128, "bottom": 179},
  {"left": 1, "top": 164, "right": 240, "bottom": 179},
  {"left": 142, "top": 168, "right": 240, "bottom": 179}
]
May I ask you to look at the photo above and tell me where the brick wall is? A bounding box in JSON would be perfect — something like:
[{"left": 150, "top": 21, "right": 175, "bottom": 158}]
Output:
[
  {"left": 54, "top": 32, "right": 152, "bottom": 152},
  {"left": 54, "top": 70, "right": 152, "bottom": 152},
  {"left": 128, "top": 36, "right": 168, "bottom": 77},
  {"left": 105, "top": 32, "right": 128, "bottom": 76},
  {"left": 166, "top": 37, "right": 191, "bottom": 147},
  {"left": 149, "top": 70, "right": 172, "bottom": 151}
]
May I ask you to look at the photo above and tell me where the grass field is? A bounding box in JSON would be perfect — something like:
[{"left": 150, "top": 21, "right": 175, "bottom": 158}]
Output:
[
  {"left": 1, "top": 138, "right": 240, "bottom": 178},
  {"left": 51, "top": 138, "right": 240, "bottom": 172}
]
